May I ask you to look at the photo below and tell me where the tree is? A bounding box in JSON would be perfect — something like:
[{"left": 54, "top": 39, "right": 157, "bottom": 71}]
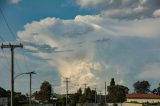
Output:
[
  {"left": 70, "top": 88, "right": 82, "bottom": 106},
  {"left": 152, "top": 83, "right": 160, "bottom": 95},
  {"left": 107, "top": 85, "right": 129, "bottom": 103},
  {"left": 107, "top": 78, "right": 129, "bottom": 103},
  {"left": 110, "top": 78, "right": 115, "bottom": 86},
  {"left": 77, "top": 88, "right": 82, "bottom": 96},
  {"left": 0, "top": 87, "right": 7, "bottom": 97},
  {"left": 133, "top": 80, "right": 150, "bottom": 94},
  {"left": 14, "top": 93, "right": 27, "bottom": 105},
  {"left": 39, "top": 81, "right": 52, "bottom": 100},
  {"left": 78, "top": 87, "right": 96, "bottom": 104},
  {"left": 158, "top": 86, "right": 160, "bottom": 95}
]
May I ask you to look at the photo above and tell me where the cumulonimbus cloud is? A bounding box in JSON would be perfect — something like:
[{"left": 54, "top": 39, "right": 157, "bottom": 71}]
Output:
[{"left": 17, "top": 13, "right": 160, "bottom": 92}]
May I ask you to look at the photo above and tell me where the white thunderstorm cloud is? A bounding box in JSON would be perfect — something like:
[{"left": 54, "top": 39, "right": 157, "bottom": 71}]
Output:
[
  {"left": 17, "top": 14, "right": 160, "bottom": 93},
  {"left": 13, "top": 0, "right": 160, "bottom": 93}
]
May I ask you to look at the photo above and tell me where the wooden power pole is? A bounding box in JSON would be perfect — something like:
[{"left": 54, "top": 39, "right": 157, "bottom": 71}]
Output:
[
  {"left": 1, "top": 43, "right": 23, "bottom": 106},
  {"left": 64, "top": 77, "right": 70, "bottom": 106}
]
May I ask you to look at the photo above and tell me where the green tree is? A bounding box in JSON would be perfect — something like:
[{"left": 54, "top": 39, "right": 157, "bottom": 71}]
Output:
[
  {"left": 56, "top": 96, "right": 66, "bottom": 106},
  {"left": 14, "top": 93, "right": 27, "bottom": 105},
  {"left": 0, "top": 87, "right": 7, "bottom": 97},
  {"left": 79, "top": 95, "right": 87, "bottom": 104},
  {"left": 78, "top": 87, "right": 96, "bottom": 104},
  {"left": 39, "top": 80, "right": 52, "bottom": 100},
  {"left": 107, "top": 78, "right": 129, "bottom": 103},
  {"left": 152, "top": 83, "right": 160, "bottom": 95},
  {"left": 85, "top": 87, "right": 92, "bottom": 102},
  {"left": 70, "top": 88, "right": 82, "bottom": 106},
  {"left": 107, "top": 85, "right": 129, "bottom": 103},
  {"left": 77, "top": 88, "right": 82, "bottom": 96},
  {"left": 133, "top": 80, "right": 150, "bottom": 94},
  {"left": 110, "top": 78, "right": 115, "bottom": 86}
]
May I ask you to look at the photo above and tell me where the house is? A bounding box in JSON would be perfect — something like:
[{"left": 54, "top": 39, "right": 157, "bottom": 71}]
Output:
[
  {"left": 0, "top": 97, "right": 8, "bottom": 106},
  {"left": 32, "top": 94, "right": 57, "bottom": 104},
  {"left": 126, "top": 94, "right": 160, "bottom": 103},
  {"left": 32, "top": 95, "right": 49, "bottom": 103}
]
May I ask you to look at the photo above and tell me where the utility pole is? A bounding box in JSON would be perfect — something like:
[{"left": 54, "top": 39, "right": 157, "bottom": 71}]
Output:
[
  {"left": 25, "top": 71, "right": 36, "bottom": 106},
  {"left": 1, "top": 43, "right": 23, "bottom": 106},
  {"left": 52, "top": 86, "right": 54, "bottom": 95},
  {"left": 83, "top": 83, "right": 87, "bottom": 96},
  {"left": 64, "top": 77, "right": 70, "bottom": 106},
  {"left": 99, "top": 90, "right": 102, "bottom": 103},
  {"left": 105, "top": 82, "right": 107, "bottom": 104},
  {"left": 94, "top": 88, "right": 97, "bottom": 104}
]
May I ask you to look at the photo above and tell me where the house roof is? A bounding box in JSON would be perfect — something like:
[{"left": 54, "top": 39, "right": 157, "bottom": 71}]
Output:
[
  {"left": 32, "top": 95, "right": 49, "bottom": 100},
  {"left": 126, "top": 94, "right": 160, "bottom": 99}
]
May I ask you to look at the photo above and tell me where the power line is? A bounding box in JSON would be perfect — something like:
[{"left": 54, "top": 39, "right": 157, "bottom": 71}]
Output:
[
  {"left": 0, "top": 6, "right": 26, "bottom": 76},
  {"left": 21, "top": 49, "right": 30, "bottom": 72},
  {"left": 0, "top": 6, "right": 30, "bottom": 77},
  {"left": 0, "top": 34, "right": 5, "bottom": 41},
  {"left": 0, "top": 7, "right": 16, "bottom": 40},
  {"left": 14, "top": 53, "right": 24, "bottom": 74},
  {"left": 2, "top": 49, "right": 10, "bottom": 65}
]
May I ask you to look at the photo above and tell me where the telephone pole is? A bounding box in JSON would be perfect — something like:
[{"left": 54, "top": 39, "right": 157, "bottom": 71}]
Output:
[
  {"left": 99, "top": 90, "right": 102, "bottom": 103},
  {"left": 83, "top": 83, "right": 87, "bottom": 96},
  {"left": 1, "top": 43, "right": 23, "bottom": 106},
  {"left": 64, "top": 77, "right": 70, "bottom": 106},
  {"left": 94, "top": 88, "right": 97, "bottom": 104},
  {"left": 105, "top": 82, "right": 107, "bottom": 104},
  {"left": 25, "top": 71, "right": 36, "bottom": 106}
]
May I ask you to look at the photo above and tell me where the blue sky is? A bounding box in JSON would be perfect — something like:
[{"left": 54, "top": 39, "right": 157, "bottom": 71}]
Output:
[{"left": 1, "top": 0, "right": 160, "bottom": 94}]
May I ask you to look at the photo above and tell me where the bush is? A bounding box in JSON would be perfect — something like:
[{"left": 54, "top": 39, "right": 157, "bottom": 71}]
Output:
[{"left": 113, "top": 103, "right": 118, "bottom": 106}]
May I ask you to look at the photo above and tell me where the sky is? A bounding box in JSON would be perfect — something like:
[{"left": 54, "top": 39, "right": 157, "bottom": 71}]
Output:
[{"left": 0, "top": 0, "right": 160, "bottom": 95}]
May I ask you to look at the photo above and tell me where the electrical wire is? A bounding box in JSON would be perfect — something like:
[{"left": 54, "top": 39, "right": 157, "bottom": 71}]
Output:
[
  {"left": 0, "top": 7, "right": 16, "bottom": 40},
  {"left": 22, "top": 49, "right": 30, "bottom": 72},
  {"left": 0, "top": 34, "right": 5, "bottom": 41},
  {"left": 0, "top": 6, "right": 30, "bottom": 75}
]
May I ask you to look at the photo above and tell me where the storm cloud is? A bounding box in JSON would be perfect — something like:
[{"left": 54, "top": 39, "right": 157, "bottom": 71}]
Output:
[
  {"left": 77, "top": 0, "right": 160, "bottom": 19},
  {"left": 17, "top": 14, "right": 160, "bottom": 92}
]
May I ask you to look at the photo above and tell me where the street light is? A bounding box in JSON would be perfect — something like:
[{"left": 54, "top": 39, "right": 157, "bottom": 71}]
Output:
[
  {"left": 14, "top": 72, "right": 28, "bottom": 80},
  {"left": 25, "top": 71, "right": 36, "bottom": 106},
  {"left": 14, "top": 71, "right": 36, "bottom": 106}
]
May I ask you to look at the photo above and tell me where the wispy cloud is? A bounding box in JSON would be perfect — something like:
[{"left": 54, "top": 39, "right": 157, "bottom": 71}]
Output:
[
  {"left": 77, "top": 0, "right": 160, "bottom": 19},
  {"left": 9, "top": 0, "right": 21, "bottom": 4}
]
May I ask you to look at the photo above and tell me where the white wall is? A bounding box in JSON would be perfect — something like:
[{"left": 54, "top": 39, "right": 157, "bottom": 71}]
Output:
[
  {"left": 123, "top": 103, "right": 142, "bottom": 106},
  {"left": 127, "top": 98, "right": 160, "bottom": 103}
]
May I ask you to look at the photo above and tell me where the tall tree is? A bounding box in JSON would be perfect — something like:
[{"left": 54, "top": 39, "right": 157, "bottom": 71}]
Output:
[
  {"left": 70, "top": 88, "right": 82, "bottom": 106},
  {"left": 133, "top": 80, "right": 150, "bottom": 94},
  {"left": 107, "top": 85, "right": 129, "bottom": 103},
  {"left": 79, "top": 87, "right": 96, "bottom": 104},
  {"left": 152, "top": 83, "right": 160, "bottom": 95},
  {"left": 110, "top": 78, "right": 115, "bottom": 86},
  {"left": 77, "top": 88, "right": 82, "bottom": 96},
  {"left": 0, "top": 87, "right": 7, "bottom": 97},
  {"left": 107, "top": 78, "right": 129, "bottom": 103},
  {"left": 39, "top": 80, "right": 52, "bottom": 100}
]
